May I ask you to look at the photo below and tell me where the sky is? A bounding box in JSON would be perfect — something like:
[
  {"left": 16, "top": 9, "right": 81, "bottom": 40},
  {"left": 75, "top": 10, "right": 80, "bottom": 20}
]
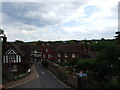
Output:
[{"left": 0, "top": 0, "right": 119, "bottom": 42}]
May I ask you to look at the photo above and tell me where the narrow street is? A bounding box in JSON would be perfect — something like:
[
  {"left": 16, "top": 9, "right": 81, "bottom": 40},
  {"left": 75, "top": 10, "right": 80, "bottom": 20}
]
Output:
[{"left": 14, "top": 61, "right": 68, "bottom": 88}]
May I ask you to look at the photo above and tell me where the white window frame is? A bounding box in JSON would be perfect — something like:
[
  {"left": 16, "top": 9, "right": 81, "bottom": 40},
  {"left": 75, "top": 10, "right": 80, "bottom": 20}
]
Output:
[
  {"left": 65, "top": 59, "right": 67, "bottom": 62},
  {"left": 43, "top": 54, "right": 46, "bottom": 58},
  {"left": 51, "top": 54, "right": 53, "bottom": 58},
  {"left": 48, "top": 54, "right": 51, "bottom": 58},
  {"left": 65, "top": 53, "right": 68, "bottom": 57},
  {"left": 58, "top": 53, "right": 61, "bottom": 57},
  {"left": 58, "top": 59, "right": 61, "bottom": 62},
  {"left": 46, "top": 48, "right": 48, "bottom": 52},
  {"left": 72, "top": 53, "right": 75, "bottom": 58}
]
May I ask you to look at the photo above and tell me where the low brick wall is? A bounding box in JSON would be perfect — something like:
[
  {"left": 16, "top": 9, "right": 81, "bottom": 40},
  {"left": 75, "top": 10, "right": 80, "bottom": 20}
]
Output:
[
  {"left": 66, "top": 74, "right": 78, "bottom": 88},
  {"left": 47, "top": 63, "right": 61, "bottom": 78},
  {"left": 46, "top": 62, "right": 86, "bottom": 88}
]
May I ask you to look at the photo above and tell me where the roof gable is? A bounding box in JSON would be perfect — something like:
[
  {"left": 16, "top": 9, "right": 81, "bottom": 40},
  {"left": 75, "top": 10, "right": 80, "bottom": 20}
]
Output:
[
  {"left": 4, "top": 44, "right": 24, "bottom": 56},
  {"left": 5, "top": 47, "right": 19, "bottom": 55}
]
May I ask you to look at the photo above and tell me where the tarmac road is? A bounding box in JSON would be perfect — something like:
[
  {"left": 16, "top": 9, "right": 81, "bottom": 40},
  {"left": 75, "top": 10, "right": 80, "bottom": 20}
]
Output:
[{"left": 13, "top": 61, "right": 68, "bottom": 88}]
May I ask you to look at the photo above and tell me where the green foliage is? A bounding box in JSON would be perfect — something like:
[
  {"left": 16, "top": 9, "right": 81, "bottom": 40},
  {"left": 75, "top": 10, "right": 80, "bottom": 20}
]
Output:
[
  {"left": 66, "top": 40, "right": 78, "bottom": 44},
  {"left": 90, "top": 40, "right": 115, "bottom": 51},
  {"left": 63, "top": 70, "right": 71, "bottom": 74},
  {"left": 14, "top": 40, "right": 24, "bottom": 43},
  {"left": 41, "top": 60, "right": 50, "bottom": 67},
  {"left": 76, "top": 58, "right": 96, "bottom": 71},
  {"left": 76, "top": 40, "right": 120, "bottom": 87},
  {"left": 36, "top": 40, "right": 43, "bottom": 45},
  {"left": 59, "top": 62, "right": 70, "bottom": 67},
  {"left": 107, "top": 79, "right": 120, "bottom": 88},
  {"left": 95, "top": 42, "right": 120, "bottom": 79},
  {"left": 69, "top": 58, "right": 79, "bottom": 66}
]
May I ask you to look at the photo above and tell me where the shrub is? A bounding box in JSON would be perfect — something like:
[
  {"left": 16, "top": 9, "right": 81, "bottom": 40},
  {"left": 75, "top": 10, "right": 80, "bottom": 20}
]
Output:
[
  {"left": 76, "top": 58, "right": 96, "bottom": 71},
  {"left": 106, "top": 79, "right": 120, "bottom": 88},
  {"left": 59, "top": 62, "right": 70, "bottom": 67},
  {"left": 41, "top": 60, "right": 50, "bottom": 67}
]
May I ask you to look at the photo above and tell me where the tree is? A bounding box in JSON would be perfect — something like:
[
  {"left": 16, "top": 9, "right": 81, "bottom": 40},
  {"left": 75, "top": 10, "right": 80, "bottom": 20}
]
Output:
[{"left": 95, "top": 42, "right": 120, "bottom": 83}]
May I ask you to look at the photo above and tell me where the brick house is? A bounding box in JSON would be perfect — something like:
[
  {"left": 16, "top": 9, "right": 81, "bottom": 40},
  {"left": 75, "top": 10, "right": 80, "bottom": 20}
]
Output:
[
  {"left": 40, "top": 42, "right": 91, "bottom": 62},
  {"left": 54, "top": 43, "right": 90, "bottom": 62},
  {"left": 40, "top": 43, "right": 56, "bottom": 61}
]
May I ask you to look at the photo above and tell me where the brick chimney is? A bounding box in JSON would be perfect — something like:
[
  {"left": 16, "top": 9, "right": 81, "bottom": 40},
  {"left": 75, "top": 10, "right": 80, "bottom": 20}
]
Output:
[
  {"left": 86, "top": 43, "right": 90, "bottom": 53},
  {"left": 34, "top": 41, "right": 36, "bottom": 46},
  {"left": 41, "top": 43, "right": 44, "bottom": 46},
  {"left": 3, "top": 35, "right": 7, "bottom": 43},
  {"left": 81, "top": 42, "right": 85, "bottom": 52},
  {"left": 2, "top": 34, "right": 7, "bottom": 54}
]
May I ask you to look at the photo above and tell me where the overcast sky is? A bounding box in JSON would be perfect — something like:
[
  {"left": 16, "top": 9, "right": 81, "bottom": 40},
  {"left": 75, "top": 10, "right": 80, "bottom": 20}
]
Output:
[{"left": 1, "top": 0, "right": 119, "bottom": 41}]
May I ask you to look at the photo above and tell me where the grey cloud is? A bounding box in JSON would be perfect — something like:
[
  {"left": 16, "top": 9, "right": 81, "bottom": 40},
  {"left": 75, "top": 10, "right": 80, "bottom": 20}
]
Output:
[{"left": 2, "top": 2, "right": 85, "bottom": 28}]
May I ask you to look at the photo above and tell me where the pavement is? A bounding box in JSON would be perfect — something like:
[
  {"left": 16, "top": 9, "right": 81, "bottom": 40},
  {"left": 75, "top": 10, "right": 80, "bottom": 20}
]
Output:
[{"left": 3, "top": 64, "right": 39, "bottom": 89}]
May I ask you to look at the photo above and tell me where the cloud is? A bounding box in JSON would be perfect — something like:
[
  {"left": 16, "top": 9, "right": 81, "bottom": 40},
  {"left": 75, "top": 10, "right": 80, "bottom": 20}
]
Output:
[
  {"left": 2, "top": 2, "right": 86, "bottom": 27},
  {"left": 62, "top": 0, "right": 118, "bottom": 39},
  {"left": 1, "top": 0, "right": 119, "bottom": 41}
]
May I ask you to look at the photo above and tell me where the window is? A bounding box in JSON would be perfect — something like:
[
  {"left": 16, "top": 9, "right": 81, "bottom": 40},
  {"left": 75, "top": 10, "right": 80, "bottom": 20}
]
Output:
[
  {"left": 58, "top": 53, "right": 61, "bottom": 57},
  {"left": 51, "top": 54, "right": 53, "bottom": 58},
  {"left": 43, "top": 54, "right": 46, "bottom": 58},
  {"left": 37, "top": 52, "right": 42, "bottom": 57},
  {"left": 48, "top": 54, "right": 51, "bottom": 58},
  {"left": 72, "top": 54, "right": 75, "bottom": 58},
  {"left": 65, "top": 53, "right": 68, "bottom": 57},
  {"left": 9, "top": 50, "right": 14, "bottom": 54},
  {"left": 8, "top": 54, "right": 15, "bottom": 60},
  {"left": 58, "top": 59, "right": 61, "bottom": 62},
  {"left": 46, "top": 48, "right": 48, "bottom": 52},
  {"left": 65, "top": 59, "right": 67, "bottom": 62}
]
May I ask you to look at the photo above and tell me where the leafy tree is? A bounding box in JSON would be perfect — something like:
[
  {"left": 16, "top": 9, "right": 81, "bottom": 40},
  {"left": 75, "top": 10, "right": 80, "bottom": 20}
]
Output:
[
  {"left": 76, "top": 58, "right": 96, "bottom": 71},
  {"left": 37, "top": 40, "right": 43, "bottom": 45},
  {"left": 95, "top": 42, "right": 120, "bottom": 82},
  {"left": 14, "top": 40, "right": 24, "bottom": 43}
]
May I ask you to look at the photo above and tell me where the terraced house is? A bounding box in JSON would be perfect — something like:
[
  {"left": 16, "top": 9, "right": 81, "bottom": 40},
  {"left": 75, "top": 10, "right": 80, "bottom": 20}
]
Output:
[{"left": 36, "top": 42, "right": 91, "bottom": 62}]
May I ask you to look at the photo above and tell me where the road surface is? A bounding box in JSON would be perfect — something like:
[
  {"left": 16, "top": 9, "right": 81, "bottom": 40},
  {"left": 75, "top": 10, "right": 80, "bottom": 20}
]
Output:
[{"left": 14, "top": 61, "right": 68, "bottom": 88}]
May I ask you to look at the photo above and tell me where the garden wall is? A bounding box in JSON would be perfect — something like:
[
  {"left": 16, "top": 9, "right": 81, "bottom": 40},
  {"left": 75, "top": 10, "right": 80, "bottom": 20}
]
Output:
[{"left": 46, "top": 62, "right": 86, "bottom": 88}]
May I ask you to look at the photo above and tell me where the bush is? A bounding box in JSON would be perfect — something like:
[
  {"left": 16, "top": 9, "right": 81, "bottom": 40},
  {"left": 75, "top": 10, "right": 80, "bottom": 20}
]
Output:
[
  {"left": 106, "top": 79, "right": 120, "bottom": 88},
  {"left": 76, "top": 58, "right": 96, "bottom": 71},
  {"left": 59, "top": 62, "right": 70, "bottom": 67},
  {"left": 63, "top": 70, "right": 71, "bottom": 74},
  {"left": 41, "top": 60, "right": 50, "bottom": 67}
]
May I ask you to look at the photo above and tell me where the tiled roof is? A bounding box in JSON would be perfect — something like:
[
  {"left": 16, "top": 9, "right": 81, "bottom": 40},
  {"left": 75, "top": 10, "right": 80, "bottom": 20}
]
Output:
[
  {"left": 3, "top": 43, "right": 33, "bottom": 62},
  {"left": 55, "top": 44, "right": 82, "bottom": 52}
]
